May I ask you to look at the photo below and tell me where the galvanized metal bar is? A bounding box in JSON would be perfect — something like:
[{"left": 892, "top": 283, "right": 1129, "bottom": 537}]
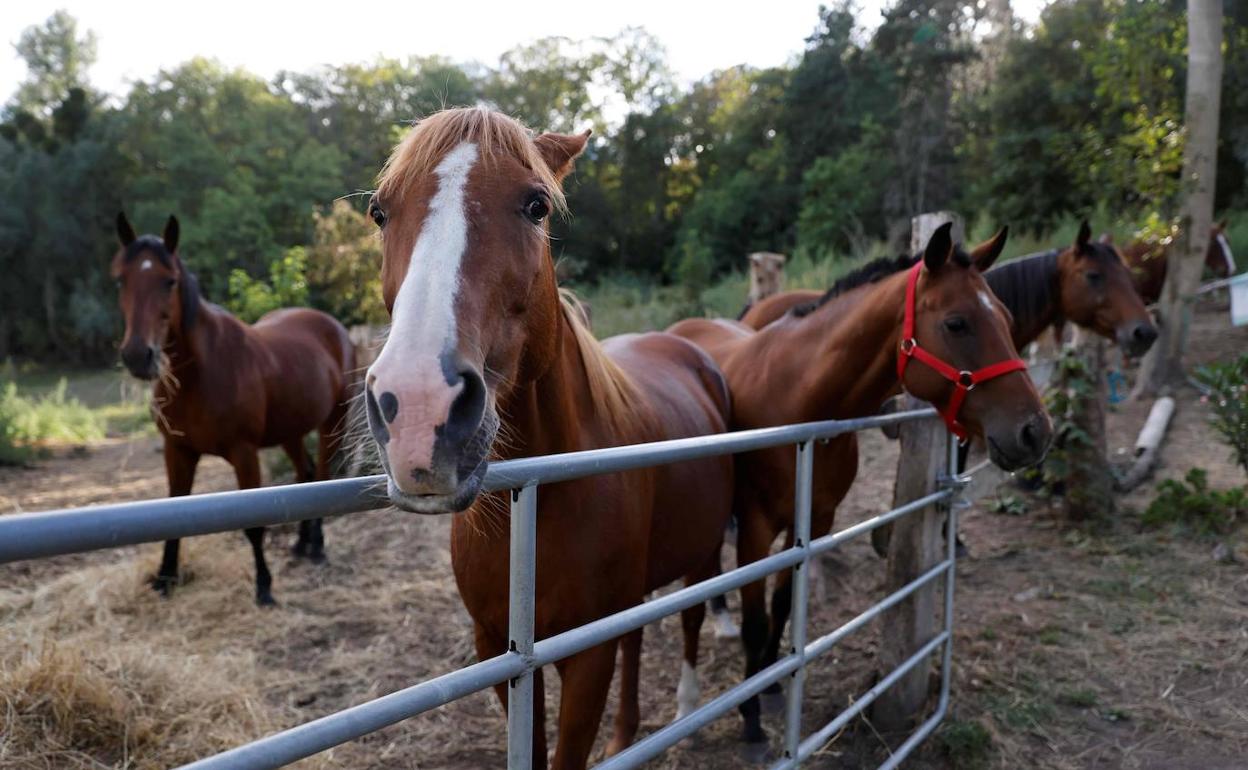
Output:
[
  {"left": 595, "top": 654, "right": 802, "bottom": 770},
  {"left": 940, "top": 431, "right": 959, "bottom": 711},
  {"left": 875, "top": 702, "right": 948, "bottom": 770},
  {"left": 783, "top": 441, "right": 813, "bottom": 765},
  {"left": 507, "top": 485, "right": 538, "bottom": 770},
  {"left": 0, "top": 411, "right": 937, "bottom": 566},
  {"left": 777, "top": 631, "right": 950, "bottom": 769},
  {"left": 802, "top": 560, "right": 950, "bottom": 663},
  {"left": 809, "top": 489, "right": 954, "bottom": 558},
  {"left": 483, "top": 410, "right": 936, "bottom": 491},
  {"left": 534, "top": 544, "right": 805, "bottom": 667},
  {"left": 178, "top": 652, "right": 525, "bottom": 770}
]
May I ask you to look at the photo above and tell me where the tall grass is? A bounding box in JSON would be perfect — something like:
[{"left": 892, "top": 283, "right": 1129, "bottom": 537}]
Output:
[{"left": 0, "top": 380, "right": 107, "bottom": 464}]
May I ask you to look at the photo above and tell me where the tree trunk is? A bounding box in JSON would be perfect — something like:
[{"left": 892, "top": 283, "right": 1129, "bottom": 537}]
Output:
[{"left": 1134, "top": 3, "right": 1224, "bottom": 397}]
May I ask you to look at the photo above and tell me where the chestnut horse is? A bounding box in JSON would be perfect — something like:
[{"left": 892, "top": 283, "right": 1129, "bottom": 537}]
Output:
[
  {"left": 742, "top": 221, "right": 1157, "bottom": 357},
  {"left": 112, "top": 214, "right": 355, "bottom": 605},
  {"left": 669, "top": 225, "right": 1052, "bottom": 754},
  {"left": 1118, "top": 220, "right": 1236, "bottom": 304},
  {"left": 361, "top": 108, "right": 734, "bottom": 769}
]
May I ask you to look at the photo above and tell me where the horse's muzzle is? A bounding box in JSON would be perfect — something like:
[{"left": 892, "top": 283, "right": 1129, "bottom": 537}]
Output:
[
  {"left": 121, "top": 343, "right": 158, "bottom": 380},
  {"left": 1117, "top": 321, "right": 1158, "bottom": 358}
]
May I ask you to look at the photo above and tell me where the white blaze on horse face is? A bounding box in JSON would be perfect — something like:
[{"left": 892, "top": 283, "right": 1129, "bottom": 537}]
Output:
[
  {"left": 140, "top": 259, "right": 152, "bottom": 271},
  {"left": 368, "top": 141, "right": 478, "bottom": 488},
  {"left": 978, "top": 290, "right": 995, "bottom": 312},
  {"left": 1217, "top": 233, "right": 1236, "bottom": 274}
]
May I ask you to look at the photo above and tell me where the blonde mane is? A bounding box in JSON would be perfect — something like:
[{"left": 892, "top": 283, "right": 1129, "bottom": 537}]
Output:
[
  {"left": 558, "top": 290, "right": 642, "bottom": 436},
  {"left": 377, "top": 106, "right": 566, "bottom": 211}
]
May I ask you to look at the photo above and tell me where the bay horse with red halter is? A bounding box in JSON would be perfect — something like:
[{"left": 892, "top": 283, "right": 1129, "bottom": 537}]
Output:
[
  {"left": 668, "top": 224, "right": 1052, "bottom": 756},
  {"left": 111, "top": 213, "right": 356, "bottom": 605},
  {"left": 1117, "top": 220, "right": 1236, "bottom": 305},
  {"left": 361, "top": 107, "right": 734, "bottom": 769},
  {"left": 742, "top": 221, "right": 1158, "bottom": 358}
]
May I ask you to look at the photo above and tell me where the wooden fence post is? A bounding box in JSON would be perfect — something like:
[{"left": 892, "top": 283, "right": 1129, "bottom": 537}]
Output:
[{"left": 873, "top": 394, "right": 948, "bottom": 732}]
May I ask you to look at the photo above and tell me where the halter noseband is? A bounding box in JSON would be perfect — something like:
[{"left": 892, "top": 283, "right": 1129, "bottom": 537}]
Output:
[{"left": 896, "top": 261, "right": 1027, "bottom": 441}]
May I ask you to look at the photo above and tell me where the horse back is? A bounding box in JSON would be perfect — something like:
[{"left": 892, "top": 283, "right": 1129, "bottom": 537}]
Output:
[
  {"left": 738, "top": 289, "right": 822, "bottom": 329},
  {"left": 602, "top": 332, "right": 734, "bottom": 591}
]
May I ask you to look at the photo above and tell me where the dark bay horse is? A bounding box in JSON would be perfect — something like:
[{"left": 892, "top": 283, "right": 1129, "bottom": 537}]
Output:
[
  {"left": 669, "top": 225, "right": 1052, "bottom": 754},
  {"left": 742, "top": 221, "right": 1157, "bottom": 357},
  {"left": 1118, "top": 220, "right": 1236, "bottom": 304},
  {"left": 112, "top": 214, "right": 355, "bottom": 605},
  {"left": 361, "top": 107, "right": 734, "bottom": 769}
]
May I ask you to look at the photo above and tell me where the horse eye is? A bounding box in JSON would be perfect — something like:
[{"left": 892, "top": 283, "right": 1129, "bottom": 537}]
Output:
[
  {"left": 1086, "top": 271, "right": 1103, "bottom": 285},
  {"left": 163, "top": 278, "right": 176, "bottom": 291},
  {"left": 943, "top": 316, "right": 969, "bottom": 335},
  {"left": 524, "top": 195, "right": 550, "bottom": 224},
  {"left": 369, "top": 203, "right": 387, "bottom": 228}
]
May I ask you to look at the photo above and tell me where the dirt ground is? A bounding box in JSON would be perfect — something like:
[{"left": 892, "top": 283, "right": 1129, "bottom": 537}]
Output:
[{"left": 1, "top": 300, "right": 1246, "bottom": 770}]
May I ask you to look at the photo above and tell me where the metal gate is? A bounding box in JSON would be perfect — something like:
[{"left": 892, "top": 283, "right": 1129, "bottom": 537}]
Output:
[{"left": 0, "top": 407, "right": 967, "bottom": 769}]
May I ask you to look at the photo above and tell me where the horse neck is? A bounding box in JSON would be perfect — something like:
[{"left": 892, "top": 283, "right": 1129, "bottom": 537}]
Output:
[
  {"left": 160, "top": 304, "right": 225, "bottom": 389},
  {"left": 747, "top": 274, "right": 906, "bottom": 422},
  {"left": 495, "top": 309, "right": 613, "bottom": 460},
  {"left": 985, "top": 251, "right": 1061, "bottom": 349}
]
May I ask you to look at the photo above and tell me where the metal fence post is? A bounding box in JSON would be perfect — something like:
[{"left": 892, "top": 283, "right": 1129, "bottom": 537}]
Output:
[
  {"left": 508, "top": 485, "right": 538, "bottom": 770},
  {"left": 783, "top": 440, "right": 814, "bottom": 763},
  {"left": 940, "top": 433, "right": 959, "bottom": 710}
]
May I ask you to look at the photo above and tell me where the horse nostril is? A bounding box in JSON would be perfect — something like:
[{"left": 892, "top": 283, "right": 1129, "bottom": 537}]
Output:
[
  {"left": 1134, "top": 324, "right": 1157, "bottom": 344},
  {"left": 144, "top": 347, "right": 156, "bottom": 367},
  {"left": 364, "top": 387, "right": 390, "bottom": 446},
  {"left": 1019, "top": 421, "right": 1038, "bottom": 452},
  {"left": 378, "top": 391, "right": 399, "bottom": 423}
]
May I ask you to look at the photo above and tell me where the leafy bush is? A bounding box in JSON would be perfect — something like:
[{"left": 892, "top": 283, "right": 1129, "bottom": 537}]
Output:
[
  {"left": 1142, "top": 468, "right": 1248, "bottom": 535},
  {"left": 226, "top": 247, "right": 310, "bottom": 323},
  {"left": 0, "top": 380, "right": 105, "bottom": 464},
  {"left": 1194, "top": 354, "right": 1248, "bottom": 474}
]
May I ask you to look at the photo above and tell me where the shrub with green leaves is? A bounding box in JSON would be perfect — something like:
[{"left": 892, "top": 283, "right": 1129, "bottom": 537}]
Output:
[
  {"left": 0, "top": 380, "right": 105, "bottom": 464},
  {"left": 1143, "top": 468, "right": 1248, "bottom": 535},
  {"left": 1194, "top": 354, "right": 1248, "bottom": 475}
]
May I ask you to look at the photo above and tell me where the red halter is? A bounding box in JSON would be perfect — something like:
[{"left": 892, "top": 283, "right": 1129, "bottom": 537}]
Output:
[{"left": 896, "top": 261, "right": 1028, "bottom": 441}]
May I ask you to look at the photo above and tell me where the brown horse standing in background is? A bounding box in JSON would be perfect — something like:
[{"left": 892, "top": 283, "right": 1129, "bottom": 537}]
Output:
[
  {"left": 361, "top": 108, "right": 734, "bottom": 769},
  {"left": 1118, "top": 221, "right": 1236, "bottom": 305},
  {"left": 670, "top": 225, "right": 1052, "bottom": 755},
  {"left": 743, "top": 221, "right": 1157, "bottom": 358},
  {"left": 112, "top": 213, "right": 355, "bottom": 605}
]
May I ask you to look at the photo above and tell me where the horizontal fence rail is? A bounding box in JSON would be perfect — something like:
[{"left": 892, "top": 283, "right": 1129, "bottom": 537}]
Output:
[{"left": 4, "top": 406, "right": 968, "bottom": 770}]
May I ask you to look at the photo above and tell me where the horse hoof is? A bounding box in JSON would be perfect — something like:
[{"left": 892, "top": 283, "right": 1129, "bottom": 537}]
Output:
[
  {"left": 308, "top": 552, "right": 328, "bottom": 566},
  {"left": 256, "top": 593, "right": 278, "bottom": 607},
  {"left": 712, "top": 612, "right": 740, "bottom": 639},
  {"left": 739, "top": 740, "right": 772, "bottom": 764},
  {"left": 760, "top": 688, "right": 785, "bottom": 715},
  {"left": 290, "top": 542, "right": 308, "bottom": 557},
  {"left": 148, "top": 575, "right": 175, "bottom": 597}
]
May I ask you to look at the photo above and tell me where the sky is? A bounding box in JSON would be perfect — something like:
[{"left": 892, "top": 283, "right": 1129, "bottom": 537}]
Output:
[{"left": 0, "top": 0, "right": 1049, "bottom": 100}]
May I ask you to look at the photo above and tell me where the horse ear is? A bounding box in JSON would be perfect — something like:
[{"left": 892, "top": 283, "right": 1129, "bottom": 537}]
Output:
[
  {"left": 163, "top": 215, "right": 180, "bottom": 253},
  {"left": 1098, "top": 231, "right": 1114, "bottom": 244},
  {"left": 116, "top": 212, "right": 136, "bottom": 246},
  {"left": 534, "top": 129, "right": 591, "bottom": 182},
  {"left": 970, "top": 225, "right": 1009, "bottom": 272},
  {"left": 922, "top": 222, "right": 955, "bottom": 271},
  {"left": 1076, "top": 220, "right": 1092, "bottom": 253}
]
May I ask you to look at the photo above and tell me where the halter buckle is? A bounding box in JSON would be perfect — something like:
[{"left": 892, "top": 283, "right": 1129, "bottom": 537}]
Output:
[
  {"left": 900, "top": 338, "right": 917, "bottom": 355},
  {"left": 957, "top": 371, "right": 975, "bottom": 389}
]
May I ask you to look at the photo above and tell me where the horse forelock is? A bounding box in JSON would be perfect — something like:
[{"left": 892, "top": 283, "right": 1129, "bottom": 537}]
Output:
[
  {"left": 376, "top": 106, "right": 566, "bottom": 212},
  {"left": 124, "top": 235, "right": 172, "bottom": 267}
]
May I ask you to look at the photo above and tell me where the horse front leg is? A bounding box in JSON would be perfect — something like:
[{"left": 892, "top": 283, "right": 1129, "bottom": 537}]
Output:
[
  {"left": 552, "top": 639, "right": 618, "bottom": 770},
  {"left": 227, "top": 444, "right": 274, "bottom": 606},
  {"left": 736, "top": 502, "right": 778, "bottom": 761},
  {"left": 153, "top": 440, "right": 199, "bottom": 597}
]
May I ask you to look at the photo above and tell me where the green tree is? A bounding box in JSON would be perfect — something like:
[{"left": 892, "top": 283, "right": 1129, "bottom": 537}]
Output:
[{"left": 11, "top": 10, "right": 97, "bottom": 118}]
